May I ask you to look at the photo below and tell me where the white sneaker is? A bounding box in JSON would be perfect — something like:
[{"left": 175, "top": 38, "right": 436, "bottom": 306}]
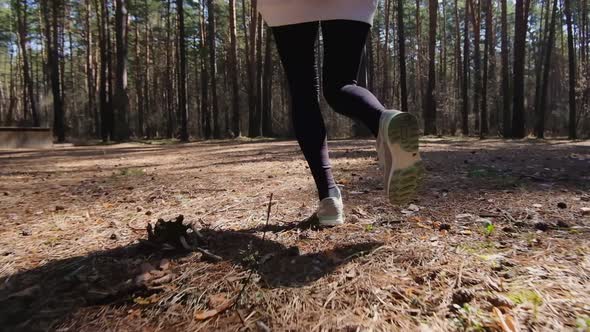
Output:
[
  {"left": 316, "top": 188, "right": 345, "bottom": 226},
  {"left": 376, "top": 110, "right": 424, "bottom": 205}
]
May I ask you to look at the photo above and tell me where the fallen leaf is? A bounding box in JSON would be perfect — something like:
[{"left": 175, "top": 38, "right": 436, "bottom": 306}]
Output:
[
  {"left": 194, "top": 297, "right": 234, "bottom": 320},
  {"left": 493, "top": 307, "right": 520, "bottom": 332},
  {"left": 208, "top": 293, "right": 230, "bottom": 308}
]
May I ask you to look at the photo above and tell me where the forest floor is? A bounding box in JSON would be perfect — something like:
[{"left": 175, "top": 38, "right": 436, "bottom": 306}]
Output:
[{"left": 0, "top": 137, "right": 589, "bottom": 331}]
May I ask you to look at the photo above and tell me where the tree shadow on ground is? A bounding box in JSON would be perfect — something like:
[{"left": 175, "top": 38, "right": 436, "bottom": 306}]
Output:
[{"left": 0, "top": 218, "right": 381, "bottom": 331}]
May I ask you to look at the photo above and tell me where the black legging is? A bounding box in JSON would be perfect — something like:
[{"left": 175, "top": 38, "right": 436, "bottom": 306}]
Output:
[{"left": 272, "top": 20, "right": 385, "bottom": 200}]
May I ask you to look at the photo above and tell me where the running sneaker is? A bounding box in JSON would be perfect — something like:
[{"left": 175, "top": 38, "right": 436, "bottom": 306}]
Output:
[
  {"left": 316, "top": 187, "right": 345, "bottom": 226},
  {"left": 376, "top": 110, "right": 424, "bottom": 205}
]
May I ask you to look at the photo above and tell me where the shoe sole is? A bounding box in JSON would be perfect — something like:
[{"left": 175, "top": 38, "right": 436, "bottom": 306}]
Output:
[
  {"left": 382, "top": 112, "right": 424, "bottom": 205},
  {"left": 318, "top": 215, "right": 345, "bottom": 227}
]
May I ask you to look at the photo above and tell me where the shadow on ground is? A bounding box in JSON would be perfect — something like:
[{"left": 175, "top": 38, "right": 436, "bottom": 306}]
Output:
[{"left": 0, "top": 218, "right": 381, "bottom": 331}]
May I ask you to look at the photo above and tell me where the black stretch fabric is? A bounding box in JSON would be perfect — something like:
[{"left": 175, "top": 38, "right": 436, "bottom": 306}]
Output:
[{"left": 272, "top": 20, "right": 385, "bottom": 200}]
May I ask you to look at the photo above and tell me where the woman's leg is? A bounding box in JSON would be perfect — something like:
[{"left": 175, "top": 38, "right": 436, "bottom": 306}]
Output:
[
  {"left": 272, "top": 22, "right": 338, "bottom": 200},
  {"left": 321, "top": 20, "right": 385, "bottom": 136}
]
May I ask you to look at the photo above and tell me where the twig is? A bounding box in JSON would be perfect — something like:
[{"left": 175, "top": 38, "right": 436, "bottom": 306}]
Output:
[
  {"left": 455, "top": 261, "right": 464, "bottom": 289},
  {"left": 231, "top": 193, "right": 273, "bottom": 326},
  {"left": 195, "top": 247, "right": 223, "bottom": 262}
]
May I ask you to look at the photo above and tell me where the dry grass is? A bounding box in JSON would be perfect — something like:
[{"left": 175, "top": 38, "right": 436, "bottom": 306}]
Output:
[{"left": 0, "top": 138, "right": 589, "bottom": 331}]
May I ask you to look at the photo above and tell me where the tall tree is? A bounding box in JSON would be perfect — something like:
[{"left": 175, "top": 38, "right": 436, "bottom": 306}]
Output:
[
  {"left": 397, "top": 0, "right": 409, "bottom": 112},
  {"left": 114, "top": 0, "right": 129, "bottom": 140},
  {"left": 383, "top": 0, "right": 393, "bottom": 105},
  {"left": 13, "top": 0, "right": 38, "bottom": 126},
  {"left": 199, "top": 0, "right": 211, "bottom": 138},
  {"left": 469, "top": 0, "right": 482, "bottom": 134},
  {"left": 500, "top": 0, "right": 511, "bottom": 137},
  {"left": 84, "top": 0, "right": 97, "bottom": 136},
  {"left": 207, "top": 0, "right": 220, "bottom": 138},
  {"left": 40, "top": 0, "right": 64, "bottom": 141},
  {"left": 165, "top": 0, "right": 174, "bottom": 138},
  {"left": 247, "top": 0, "right": 259, "bottom": 137},
  {"left": 564, "top": 0, "right": 577, "bottom": 139},
  {"left": 462, "top": 0, "right": 470, "bottom": 135},
  {"left": 511, "top": 0, "right": 532, "bottom": 138},
  {"left": 423, "top": 0, "right": 437, "bottom": 135},
  {"left": 228, "top": 0, "right": 241, "bottom": 137},
  {"left": 481, "top": 0, "right": 493, "bottom": 137},
  {"left": 262, "top": 25, "right": 273, "bottom": 136},
  {"left": 177, "top": 0, "right": 188, "bottom": 141},
  {"left": 535, "top": 0, "right": 558, "bottom": 138}
]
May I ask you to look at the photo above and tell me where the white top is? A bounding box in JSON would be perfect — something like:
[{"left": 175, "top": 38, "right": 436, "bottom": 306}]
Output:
[{"left": 257, "top": 0, "right": 378, "bottom": 27}]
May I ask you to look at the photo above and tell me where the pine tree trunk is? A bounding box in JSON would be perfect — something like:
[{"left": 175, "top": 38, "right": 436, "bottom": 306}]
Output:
[
  {"left": 247, "top": 0, "right": 259, "bottom": 137},
  {"left": 85, "top": 0, "right": 97, "bottom": 137},
  {"left": 14, "top": 0, "right": 39, "bottom": 126},
  {"left": 535, "top": 0, "right": 558, "bottom": 138},
  {"left": 134, "top": 24, "right": 144, "bottom": 138},
  {"left": 177, "top": 0, "right": 188, "bottom": 141},
  {"left": 228, "top": 0, "right": 241, "bottom": 137},
  {"left": 165, "top": 0, "right": 174, "bottom": 138},
  {"left": 511, "top": 0, "right": 531, "bottom": 138},
  {"left": 500, "top": 0, "right": 510, "bottom": 137},
  {"left": 397, "top": 0, "right": 409, "bottom": 112},
  {"left": 564, "top": 0, "right": 576, "bottom": 139},
  {"left": 207, "top": 0, "right": 220, "bottom": 138},
  {"left": 423, "top": 0, "right": 437, "bottom": 135},
  {"left": 533, "top": 0, "right": 550, "bottom": 133},
  {"left": 262, "top": 25, "right": 273, "bottom": 136},
  {"left": 41, "top": 0, "right": 64, "bottom": 142},
  {"left": 461, "top": 0, "right": 470, "bottom": 135},
  {"left": 415, "top": 0, "right": 422, "bottom": 112},
  {"left": 199, "top": 0, "right": 211, "bottom": 138},
  {"left": 114, "top": 0, "right": 129, "bottom": 141},
  {"left": 469, "top": 0, "right": 482, "bottom": 134},
  {"left": 255, "top": 15, "right": 264, "bottom": 136},
  {"left": 481, "top": 0, "right": 491, "bottom": 138},
  {"left": 453, "top": 0, "right": 461, "bottom": 134},
  {"left": 383, "top": 0, "right": 392, "bottom": 105}
]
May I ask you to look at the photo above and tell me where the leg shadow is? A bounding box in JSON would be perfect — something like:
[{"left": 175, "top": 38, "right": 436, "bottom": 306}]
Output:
[{"left": 0, "top": 219, "right": 381, "bottom": 331}]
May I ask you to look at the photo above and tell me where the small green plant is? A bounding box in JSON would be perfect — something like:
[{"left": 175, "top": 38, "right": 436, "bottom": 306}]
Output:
[
  {"left": 484, "top": 223, "right": 495, "bottom": 237},
  {"left": 452, "top": 303, "right": 486, "bottom": 331},
  {"left": 508, "top": 289, "right": 543, "bottom": 307},
  {"left": 118, "top": 168, "right": 145, "bottom": 176},
  {"left": 575, "top": 316, "right": 590, "bottom": 331},
  {"left": 365, "top": 224, "right": 374, "bottom": 232}
]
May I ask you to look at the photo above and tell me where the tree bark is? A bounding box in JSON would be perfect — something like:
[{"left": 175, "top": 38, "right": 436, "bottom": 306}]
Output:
[
  {"left": 468, "top": 0, "right": 482, "bottom": 134},
  {"left": 481, "top": 0, "right": 492, "bottom": 138},
  {"left": 462, "top": 0, "right": 470, "bottom": 135},
  {"left": 207, "top": 0, "right": 220, "bottom": 138},
  {"left": 247, "top": 0, "right": 259, "bottom": 137},
  {"left": 397, "top": 0, "right": 409, "bottom": 112},
  {"left": 177, "top": 0, "right": 189, "bottom": 141},
  {"left": 14, "top": 0, "right": 39, "bottom": 126},
  {"left": 511, "top": 0, "right": 532, "bottom": 138},
  {"left": 41, "top": 0, "right": 64, "bottom": 142},
  {"left": 228, "top": 0, "right": 241, "bottom": 137},
  {"left": 199, "top": 0, "right": 211, "bottom": 138},
  {"left": 114, "top": 0, "right": 130, "bottom": 141},
  {"left": 564, "top": 0, "right": 576, "bottom": 139},
  {"left": 535, "top": 0, "right": 558, "bottom": 138},
  {"left": 500, "top": 0, "right": 510, "bottom": 137},
  {"left": 423, "top": 0, "right": 437, "bottom": 135},
  {"left": 262, "top": 25, "right": 273, "bottom": 136}
]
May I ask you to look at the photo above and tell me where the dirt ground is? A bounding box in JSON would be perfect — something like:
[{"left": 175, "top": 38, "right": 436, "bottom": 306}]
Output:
[{"left": 0, "top": 137, "right": 589, "bottom": 331}]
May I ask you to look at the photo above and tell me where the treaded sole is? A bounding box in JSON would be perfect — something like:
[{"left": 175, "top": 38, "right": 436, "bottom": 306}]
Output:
[
  {"left": 385, "top": 112, "right": 424, "bottom": 205},
  {"left": 318, "top": 215, "right": 345, "bottom": 226}
]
